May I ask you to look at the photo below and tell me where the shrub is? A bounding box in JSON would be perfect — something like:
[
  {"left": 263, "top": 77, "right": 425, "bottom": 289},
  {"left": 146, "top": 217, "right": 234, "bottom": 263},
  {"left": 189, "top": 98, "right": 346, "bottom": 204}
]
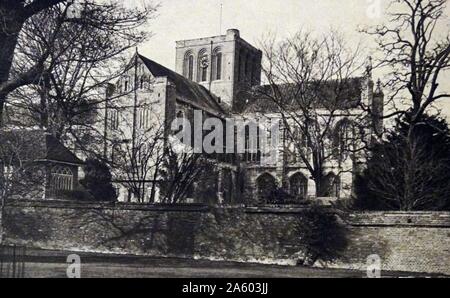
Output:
[
  {"left": 80, "top": 158, "right": 117, "bottom": 202},
  {"left": 266, "top": 187, "right": 306, "bottom": 205},
  {"left": 59, "top": 189, "right": 94, "bottom": 201},
  {"left": 295, "top": 204, "right": 348, "bottom": 265},
  {"left": 354, "top": 113, "right": 450, "bottom": 211}
]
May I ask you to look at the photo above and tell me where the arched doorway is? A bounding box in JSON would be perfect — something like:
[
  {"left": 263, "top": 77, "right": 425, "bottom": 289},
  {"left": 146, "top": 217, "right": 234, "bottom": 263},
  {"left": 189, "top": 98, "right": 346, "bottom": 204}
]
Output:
[
  {"left": 289, "top": 173, "right": 308, "bottom": 200},
  {"left": 256, "top": 173, "right": 276, "bottom": 203}
]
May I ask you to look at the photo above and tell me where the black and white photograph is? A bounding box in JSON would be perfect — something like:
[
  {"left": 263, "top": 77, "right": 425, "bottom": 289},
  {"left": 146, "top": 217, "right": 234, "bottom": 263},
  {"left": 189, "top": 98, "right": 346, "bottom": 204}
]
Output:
[{"left": 0, "top": 0, "right": 449, "bottom": 283}]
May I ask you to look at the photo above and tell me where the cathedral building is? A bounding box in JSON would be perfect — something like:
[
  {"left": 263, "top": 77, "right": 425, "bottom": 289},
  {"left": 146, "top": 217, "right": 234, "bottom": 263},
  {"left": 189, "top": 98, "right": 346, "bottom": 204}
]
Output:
[{"left": 103, "top": 29, "right": 384, "bottom": 205}]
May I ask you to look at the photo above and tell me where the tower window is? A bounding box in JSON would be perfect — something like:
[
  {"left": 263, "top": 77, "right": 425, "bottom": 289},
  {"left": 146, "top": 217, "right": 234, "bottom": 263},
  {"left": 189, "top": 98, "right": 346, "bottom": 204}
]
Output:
[
  {"left": 198, "top": 49, "right": 209, "bottom": 82},
  {"left": 188, "top": 56, "right": 194, "bottom": 80},
  {"left": 213, "top": 48, "right": 223, "bottom": 81},
  {"left": 183, "top": 51, "right": 194, "bottom": 80}
]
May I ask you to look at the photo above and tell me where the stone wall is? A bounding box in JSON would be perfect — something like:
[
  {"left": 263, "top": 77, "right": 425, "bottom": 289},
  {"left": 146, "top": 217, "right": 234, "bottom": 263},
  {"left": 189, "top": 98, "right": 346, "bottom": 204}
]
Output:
[
  {"left": 336, "top": 212, "right": 450, "bottom": 275},
  {"left": 2, "top": 200, "right": 449, "bottom": 275}
]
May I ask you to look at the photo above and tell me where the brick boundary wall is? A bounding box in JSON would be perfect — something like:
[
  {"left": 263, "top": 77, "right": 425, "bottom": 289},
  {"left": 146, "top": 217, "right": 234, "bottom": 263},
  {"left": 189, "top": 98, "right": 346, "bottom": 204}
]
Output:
[
  {"left": 334, "top": 211, "right": 450, "bottom": 275},
  {"left": 1, "top": 200, "right": 449, "bottom": 275}
]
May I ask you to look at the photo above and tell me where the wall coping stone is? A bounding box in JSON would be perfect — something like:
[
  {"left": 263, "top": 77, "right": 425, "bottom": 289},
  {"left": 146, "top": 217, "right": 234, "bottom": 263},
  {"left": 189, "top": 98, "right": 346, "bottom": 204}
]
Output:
[
  {"left": 5, "top": 200, "right": 313, "bottom": 214},
  {"left": 346, "top": 211, "right": 450, "bottom": 227},
  {"left": 5, "top": 199, "right": 210, "bottom": 212}
]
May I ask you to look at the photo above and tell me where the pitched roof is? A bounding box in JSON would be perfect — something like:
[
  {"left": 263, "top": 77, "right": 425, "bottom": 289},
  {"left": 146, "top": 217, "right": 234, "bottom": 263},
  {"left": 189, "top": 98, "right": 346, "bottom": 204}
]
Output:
[
  {"left": 0, "top": 129, "right": 83, "bottom": 165},
  {"left": 240, "top": 77, "right": 364, "bottom": 114},
  {"left": 138, "top": 54, "right": 225, "bottom": 114}
]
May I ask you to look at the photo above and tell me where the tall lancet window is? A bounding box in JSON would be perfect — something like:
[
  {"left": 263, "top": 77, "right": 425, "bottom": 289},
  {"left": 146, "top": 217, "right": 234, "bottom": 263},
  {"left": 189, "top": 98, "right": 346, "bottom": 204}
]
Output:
[
  {"left": 183, "top": 51, "right": 194, "bottom": 80},
  {"left": 198, "top": 49, "right": 209, "bottom": 82},
  {"left": 213, "top": 48, "right": 223, "bottom": 80}
]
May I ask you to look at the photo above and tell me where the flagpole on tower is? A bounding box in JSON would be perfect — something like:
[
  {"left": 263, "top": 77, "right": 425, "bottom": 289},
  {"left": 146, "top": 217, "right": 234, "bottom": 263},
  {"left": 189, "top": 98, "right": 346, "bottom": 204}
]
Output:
[{"left": 219, "top": 2, "right": 223, "bottom": 35}]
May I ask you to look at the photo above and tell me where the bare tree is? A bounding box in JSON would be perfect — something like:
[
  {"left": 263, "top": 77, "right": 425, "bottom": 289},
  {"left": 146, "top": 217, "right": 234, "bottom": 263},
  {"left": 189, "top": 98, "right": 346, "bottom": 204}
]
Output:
[
  {"left": 365, "top": 0, "right": 450, "bottom": 125},
  {"left": 109, "top": 115, "right": 210, "bottom": 204},
  {"left": 158, "top": 143, "right": 213, "bottom": 205},
  {"left": 0, "top": 0, "right": 156, "bottom": 125},
  {"left": 0, "top": 0, "right": 66, "bottom": 117},
  {"left": 257, "top": 30, "right": 369, "bottom": 197},
  {"left": 4, "top": 2, "right": 157, "bottom": 170},
  {"left": 110, "top": 122, "right": 166, "bottom": 203},
  {"left": 353, "top": 0, "right": 450, "bottom": 210}
]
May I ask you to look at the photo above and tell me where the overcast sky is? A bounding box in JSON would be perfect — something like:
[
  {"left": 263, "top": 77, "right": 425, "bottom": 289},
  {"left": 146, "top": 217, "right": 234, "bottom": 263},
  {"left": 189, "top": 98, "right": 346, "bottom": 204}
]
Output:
[{"left": 139, "top": 0, "right": 450, "bottom": 120}]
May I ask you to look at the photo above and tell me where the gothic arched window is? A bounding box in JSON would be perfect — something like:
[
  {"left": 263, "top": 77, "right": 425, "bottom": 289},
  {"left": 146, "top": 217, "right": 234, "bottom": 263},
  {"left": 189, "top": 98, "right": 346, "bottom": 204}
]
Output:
[
  {"left": 138, "top": 107, "right": 152, "bottom": 129},
  {"left": 244, "top": 121, "right": 260, "bottom": 162},
  {"left": 323, "top": 173, "right": 341, "bottom": 198},
  {"left": 212, "top": 48, "right": 223, "bottom": 80},
  {"left": 256, "top": 173, "right": 277, "bottom": 203},
  {"left": 332, "top": 119, "right": 354, "bottom": 160},
  {"left": 197, "top": 49, "right": 209, "bottom": 82},
  {"left": 290, "top": 173, "right": 308, "bottom": 199},
  {"left": 183, "top": 51, "right": 194, "bottom": 80},
  {"left": 50, "top": 166, "right": 74, "bottom": 196}
]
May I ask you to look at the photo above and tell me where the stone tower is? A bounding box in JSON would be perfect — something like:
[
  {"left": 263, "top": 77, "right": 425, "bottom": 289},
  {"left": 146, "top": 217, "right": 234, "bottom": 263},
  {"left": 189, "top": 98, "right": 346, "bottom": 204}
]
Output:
[{"left": 175, "top": 29, "right": 262, "bottom": 110}]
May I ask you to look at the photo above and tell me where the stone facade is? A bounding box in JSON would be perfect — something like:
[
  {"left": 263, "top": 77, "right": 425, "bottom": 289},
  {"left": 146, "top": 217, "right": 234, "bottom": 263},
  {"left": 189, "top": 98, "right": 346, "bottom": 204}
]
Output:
[
  {"left": 334, "top": 212, "right": 450, "bottom": 274},
  {"left": 103, "top": 29, "right": 384, "bottom": 204},
  {"left": 175, "top": 29, "right": 262, "bottom": 109},
  {"left": 3, "top": 200, "right": 449, "bottom": 275},
  {"left": 102, "top": 54, "right": 232, "bottom": 203}
]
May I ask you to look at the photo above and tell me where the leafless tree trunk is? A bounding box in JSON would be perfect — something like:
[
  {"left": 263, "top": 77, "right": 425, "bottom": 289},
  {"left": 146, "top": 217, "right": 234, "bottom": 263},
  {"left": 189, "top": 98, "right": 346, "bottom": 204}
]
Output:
[
  {"left": 355, "top": 0, "right": 450, "bottom": 209},
  {"left": 0, "top": 0, "right": 67, "bottom": 123}
]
